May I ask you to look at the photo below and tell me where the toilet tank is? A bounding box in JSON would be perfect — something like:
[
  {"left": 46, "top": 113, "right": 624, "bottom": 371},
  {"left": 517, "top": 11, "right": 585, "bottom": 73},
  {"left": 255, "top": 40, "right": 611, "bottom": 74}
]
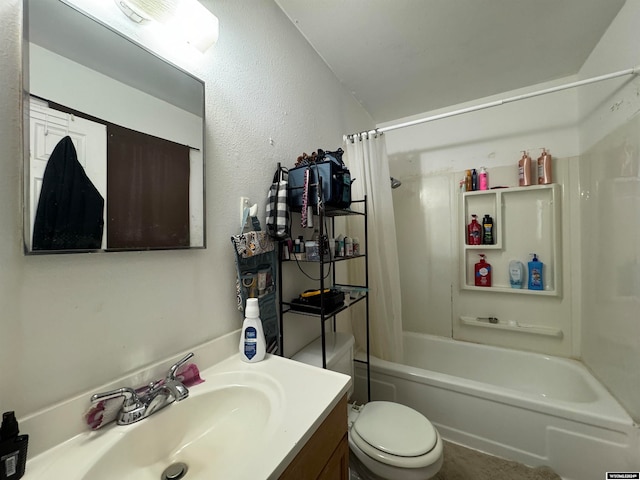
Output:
[{"left": 291, "top": 332, "right": 355, "bottom": 396}]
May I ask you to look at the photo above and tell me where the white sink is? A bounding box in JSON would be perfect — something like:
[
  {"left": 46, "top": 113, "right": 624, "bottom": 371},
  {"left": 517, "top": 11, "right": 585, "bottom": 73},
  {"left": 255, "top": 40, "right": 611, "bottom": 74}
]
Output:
[
  {"left": 83, "top": 372, "right": 283, "bottom": 479},
  {"left": 24, "top": 354, "right": 350, "bottom": 480}
]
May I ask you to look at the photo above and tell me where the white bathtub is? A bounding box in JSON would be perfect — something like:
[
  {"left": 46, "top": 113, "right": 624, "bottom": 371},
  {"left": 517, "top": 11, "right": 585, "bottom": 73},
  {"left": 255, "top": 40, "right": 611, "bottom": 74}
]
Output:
[{"left": 353, "top": 332, "right": 640, "bottom": 480}]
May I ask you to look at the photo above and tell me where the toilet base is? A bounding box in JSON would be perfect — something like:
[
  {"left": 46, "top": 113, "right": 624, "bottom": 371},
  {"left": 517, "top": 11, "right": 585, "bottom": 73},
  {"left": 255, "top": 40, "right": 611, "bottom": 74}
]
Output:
[{"left": 349, "top": 450, "right": 386, "bottom": 480}]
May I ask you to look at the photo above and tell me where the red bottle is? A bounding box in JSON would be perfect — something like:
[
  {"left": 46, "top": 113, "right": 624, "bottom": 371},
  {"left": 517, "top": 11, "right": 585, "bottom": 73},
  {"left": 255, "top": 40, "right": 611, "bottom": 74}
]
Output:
[
  {"left": 467, "top": 214, "right": 482, "bottom": 245},
  {"left": 475, "top": 254, "right": 492, "bottom": 287}
]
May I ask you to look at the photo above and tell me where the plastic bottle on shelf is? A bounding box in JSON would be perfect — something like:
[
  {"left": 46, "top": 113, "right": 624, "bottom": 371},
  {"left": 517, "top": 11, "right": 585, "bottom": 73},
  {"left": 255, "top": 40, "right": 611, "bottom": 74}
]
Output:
[
  {"left": 537, "top": 148, "right": 552, "bottom": 185},
  {"left": 239, "top": 298, "right": 266, "bottom": 363},
  {"left": 479, "top": 167, "right": 488, "bottom": 190},
  {"left": 465, "top": 170, "right": 472, "bottom": 192},
  {"left": 344, "top": 236, "right": 353, "bottom": 256},
  {"left": 471, "top": 168, "right": 478, "bottom": 191},
  {"left": 518, "top": 151, "right": 533, "bottom": 186},
  {"left": 467, "top": 214, "right": 482, "bottom": 245},
  {"left": 528, "top": 253, "right": 544, "bottom": 290},
  {"left": 475, "top": 254, "right": 492, "bottom": 287},
  {"left": 352, "top": 237, "right": 360, "bottom": 255},
  {"left": 482, "top": 214, "right": 494, "bottom": 245},
  {"left": 335, "top": 235, "right": 344, "bottom": 257},
  {"left": 509, "top": 260, "right": 525, "bottom": 289}
]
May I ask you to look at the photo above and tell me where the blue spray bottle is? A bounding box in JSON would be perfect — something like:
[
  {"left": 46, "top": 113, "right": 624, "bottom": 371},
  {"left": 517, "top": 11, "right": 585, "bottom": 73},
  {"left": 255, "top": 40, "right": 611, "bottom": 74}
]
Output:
[{"left": 528, "top": 253, "right": 544, "bottom": 290}]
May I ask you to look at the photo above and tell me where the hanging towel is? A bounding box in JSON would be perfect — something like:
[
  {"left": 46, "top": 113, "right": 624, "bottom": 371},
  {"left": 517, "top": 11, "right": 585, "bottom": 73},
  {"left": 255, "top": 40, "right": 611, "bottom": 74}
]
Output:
[
  {"left": 265, "top": 164, "right": 290, "bottom": 239},
  {"left": 32, "top": 136, "right": 104, "bottom": 250}
]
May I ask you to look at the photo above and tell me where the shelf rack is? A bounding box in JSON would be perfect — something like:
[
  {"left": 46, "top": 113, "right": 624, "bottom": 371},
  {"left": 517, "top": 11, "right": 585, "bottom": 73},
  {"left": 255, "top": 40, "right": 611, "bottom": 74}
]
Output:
[{"left": 278, "top": 197, "right": 370, "bottom": 401}]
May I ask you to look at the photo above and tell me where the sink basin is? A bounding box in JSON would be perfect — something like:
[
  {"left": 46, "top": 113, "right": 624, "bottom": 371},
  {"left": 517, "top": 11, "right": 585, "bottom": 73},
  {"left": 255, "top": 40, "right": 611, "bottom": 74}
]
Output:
[
  {"left": 25, "top": 354, "right": 350, "bottom": 480},
  {"left": 84, "top": 373, "right": 278, "bottom": 480},
  {"left": 83, "top": 371, "right": 284, "bottom": 480}
]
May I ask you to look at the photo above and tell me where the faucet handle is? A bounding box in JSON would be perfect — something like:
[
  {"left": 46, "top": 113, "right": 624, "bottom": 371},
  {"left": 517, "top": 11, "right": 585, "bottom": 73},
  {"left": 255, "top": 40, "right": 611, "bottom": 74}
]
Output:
[
  {"left": 90, "top": 387, "right": 141, "bottom": 413},
  {"left": 166, "top": 352, "right": 194, "bottom": 381}
]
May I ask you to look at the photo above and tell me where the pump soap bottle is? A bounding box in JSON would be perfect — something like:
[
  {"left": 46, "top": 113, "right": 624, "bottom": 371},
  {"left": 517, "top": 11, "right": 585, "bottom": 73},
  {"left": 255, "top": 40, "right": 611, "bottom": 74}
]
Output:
[
  {"left": 0, "top": 411, "right": 28, "bottom": 480},
  {"left": 239, "top": 298, "right": 266, "bottom": 363},
  {"left": 537, "top": 148, "right": 552, "bottom": 185},
  {"left": 475, "top": 254, "right": 492, "bottom": 287},
  {"left": 518, "top": 151, "right": 533, "bottom": 186},
  {"left": 528, "top": 254, "right": 544, "bottom": 290}
]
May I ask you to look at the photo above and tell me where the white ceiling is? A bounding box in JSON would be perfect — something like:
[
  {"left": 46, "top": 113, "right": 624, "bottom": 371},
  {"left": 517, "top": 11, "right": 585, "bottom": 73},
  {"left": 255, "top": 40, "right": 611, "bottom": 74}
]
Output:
[{"left": 275, "top": 0, "right": 627, "bottom": 124}]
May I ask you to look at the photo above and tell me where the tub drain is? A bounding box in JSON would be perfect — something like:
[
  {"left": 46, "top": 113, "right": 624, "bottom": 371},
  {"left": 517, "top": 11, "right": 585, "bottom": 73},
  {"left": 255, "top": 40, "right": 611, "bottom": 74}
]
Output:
[{"left": 161, "top": 462, "right": 188, "bottom": 480}]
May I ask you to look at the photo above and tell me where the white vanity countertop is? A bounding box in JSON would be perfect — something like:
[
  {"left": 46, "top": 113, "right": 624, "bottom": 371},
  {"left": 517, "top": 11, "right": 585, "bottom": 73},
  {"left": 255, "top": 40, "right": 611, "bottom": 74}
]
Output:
[{"left": 23, "top": 353, "right": 351, "bottom": 480}]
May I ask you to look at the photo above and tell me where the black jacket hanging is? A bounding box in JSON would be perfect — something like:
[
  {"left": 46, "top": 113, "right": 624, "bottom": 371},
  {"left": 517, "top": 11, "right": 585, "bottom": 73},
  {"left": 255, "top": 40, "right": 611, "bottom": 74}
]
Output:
[{"left": 32, "top": 136, "right": 104, "bottom": 250}]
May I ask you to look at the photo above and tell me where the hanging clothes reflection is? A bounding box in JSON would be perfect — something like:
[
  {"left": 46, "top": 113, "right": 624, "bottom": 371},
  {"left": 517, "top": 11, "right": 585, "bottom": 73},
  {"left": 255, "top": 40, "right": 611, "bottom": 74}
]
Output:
[{"left": 32, "top": 136, "right": 104, "bottom": 250}]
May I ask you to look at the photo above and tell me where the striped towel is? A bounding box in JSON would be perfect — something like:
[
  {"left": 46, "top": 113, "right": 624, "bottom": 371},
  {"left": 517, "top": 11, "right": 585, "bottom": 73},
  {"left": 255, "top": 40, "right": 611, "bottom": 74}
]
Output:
[{"left": 266, "top": 165, "right": 290, "bottom": 238}]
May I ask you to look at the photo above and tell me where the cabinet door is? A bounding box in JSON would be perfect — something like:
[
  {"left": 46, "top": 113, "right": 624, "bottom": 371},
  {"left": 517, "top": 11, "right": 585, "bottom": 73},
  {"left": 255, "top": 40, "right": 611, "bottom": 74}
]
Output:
[
  {"left": 279, "top": 395, "right": 347, "bottom": 480},
  {"left": 318, "top": 434, "right": 349, "bottom": 480}
]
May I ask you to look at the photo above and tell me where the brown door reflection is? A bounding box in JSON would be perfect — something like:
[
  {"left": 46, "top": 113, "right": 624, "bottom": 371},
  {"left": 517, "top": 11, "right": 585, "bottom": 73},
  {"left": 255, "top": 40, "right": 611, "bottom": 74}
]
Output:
[{"left": 107, "top": 124, "right": 190, "bottom": 249}]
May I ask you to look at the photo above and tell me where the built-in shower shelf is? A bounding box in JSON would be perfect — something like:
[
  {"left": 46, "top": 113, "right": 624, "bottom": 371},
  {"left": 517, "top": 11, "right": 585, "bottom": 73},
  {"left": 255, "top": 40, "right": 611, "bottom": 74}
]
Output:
[
  {"left": 460, "top": 184, "right": 562, "bottom": 296},
  {"left": 460, "top": 316, "right": 563, "bottom": 338}
]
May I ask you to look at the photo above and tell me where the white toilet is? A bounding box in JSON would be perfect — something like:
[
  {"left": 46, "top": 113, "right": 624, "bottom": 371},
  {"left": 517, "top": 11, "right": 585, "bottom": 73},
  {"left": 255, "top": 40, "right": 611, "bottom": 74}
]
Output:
[{"left": 292, "top": 332, "right": 443, "bottom": 480}]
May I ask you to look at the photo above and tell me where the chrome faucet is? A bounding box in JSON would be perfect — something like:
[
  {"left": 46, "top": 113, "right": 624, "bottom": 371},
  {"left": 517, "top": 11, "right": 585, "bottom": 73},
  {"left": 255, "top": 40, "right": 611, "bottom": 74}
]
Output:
[{"left": 90, "top": 352, "right": 194, "bottom": 425}]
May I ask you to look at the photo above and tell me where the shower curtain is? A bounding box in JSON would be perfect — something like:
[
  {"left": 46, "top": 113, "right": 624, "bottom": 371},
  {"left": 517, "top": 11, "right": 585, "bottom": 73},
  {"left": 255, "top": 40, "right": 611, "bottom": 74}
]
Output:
[{"left": 344, "top": 132, "right": 403, "bottom": 363}]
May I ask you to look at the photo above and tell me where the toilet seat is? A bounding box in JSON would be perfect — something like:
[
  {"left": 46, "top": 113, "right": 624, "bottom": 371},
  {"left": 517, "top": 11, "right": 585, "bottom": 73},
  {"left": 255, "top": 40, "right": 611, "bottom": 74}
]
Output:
[{"left": 350, "top": 401, "right": 439, "bottom": 469}]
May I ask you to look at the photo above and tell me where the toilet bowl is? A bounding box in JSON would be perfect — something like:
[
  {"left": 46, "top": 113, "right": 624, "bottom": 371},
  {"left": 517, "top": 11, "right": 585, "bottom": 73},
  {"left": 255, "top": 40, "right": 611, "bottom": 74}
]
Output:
[{"left": 291, "top": 332, "right": 443, "bottom": 480}]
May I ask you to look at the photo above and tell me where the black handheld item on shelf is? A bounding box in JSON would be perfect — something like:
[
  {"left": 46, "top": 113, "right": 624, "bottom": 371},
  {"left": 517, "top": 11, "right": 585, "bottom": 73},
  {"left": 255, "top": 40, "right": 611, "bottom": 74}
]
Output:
[{"left": 289, "top": 289, "right": 345, "bottom": 314}]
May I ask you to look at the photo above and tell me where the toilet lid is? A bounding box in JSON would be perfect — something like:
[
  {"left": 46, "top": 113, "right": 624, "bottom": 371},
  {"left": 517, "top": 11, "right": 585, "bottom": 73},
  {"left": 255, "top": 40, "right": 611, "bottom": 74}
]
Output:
[{"left": 353, "top": 401, "right": 437, "bottom": 457}]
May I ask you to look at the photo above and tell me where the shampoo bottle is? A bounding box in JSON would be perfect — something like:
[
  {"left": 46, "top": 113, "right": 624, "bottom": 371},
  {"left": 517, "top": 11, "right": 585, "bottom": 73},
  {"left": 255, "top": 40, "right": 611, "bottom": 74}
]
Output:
[
  {"left": 528, "top": 253, "right": 544, "bottom": 290},
  {"left": 479, "top": 167, "right": 488, "bottom": 190},
  {"left": 467, "top": 215, "right": 482, "bottom": 245},
  {"left": 518, "top": 151, "right": 532, "bottom": 186},
  {"left": 465, "top": 170, "right": 472, "bottom": 192},
  {"left": 482, "top": 214, "right": 494, "bottom": 245},
  {"left": 475, "top": 254, "right": 492, "bottom": 287},
  {"left": 537, "top": 148, "right": 552, "bottom": 185},
  {"left": 239, "top": 298, "right": 266, "bottom": 363},
  {"left": 471, "top": 169, "right": 478, "bottom": 191}
]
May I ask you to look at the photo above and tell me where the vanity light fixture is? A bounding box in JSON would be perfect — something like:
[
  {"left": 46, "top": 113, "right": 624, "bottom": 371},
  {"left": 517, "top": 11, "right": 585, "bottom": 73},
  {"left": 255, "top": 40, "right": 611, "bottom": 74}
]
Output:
[
  {"left": 114, "top": 0, "right": 148, "bottom": 23},
  {"left": 114, "top": 0, "right": 219, "bottom": 53}
]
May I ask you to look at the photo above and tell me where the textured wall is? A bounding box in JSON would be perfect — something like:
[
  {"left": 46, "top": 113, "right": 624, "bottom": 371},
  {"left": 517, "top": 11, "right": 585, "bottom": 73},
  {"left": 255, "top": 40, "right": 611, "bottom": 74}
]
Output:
[{"left": 0, "top": 0, "right": 372, "bottom": 418}]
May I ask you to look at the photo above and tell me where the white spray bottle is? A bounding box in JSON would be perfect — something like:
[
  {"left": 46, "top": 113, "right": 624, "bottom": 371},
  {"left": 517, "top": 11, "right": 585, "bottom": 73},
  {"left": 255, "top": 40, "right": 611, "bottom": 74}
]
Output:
[{"left": 239, "top": 298, "right": 266, "bottom": 362}]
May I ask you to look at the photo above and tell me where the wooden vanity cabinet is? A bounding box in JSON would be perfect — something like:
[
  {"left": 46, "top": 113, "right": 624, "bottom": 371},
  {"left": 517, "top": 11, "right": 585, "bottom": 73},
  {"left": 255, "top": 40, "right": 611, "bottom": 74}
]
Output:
[{"left": 279, "top": 394, "right": 349, "bottom": 480}]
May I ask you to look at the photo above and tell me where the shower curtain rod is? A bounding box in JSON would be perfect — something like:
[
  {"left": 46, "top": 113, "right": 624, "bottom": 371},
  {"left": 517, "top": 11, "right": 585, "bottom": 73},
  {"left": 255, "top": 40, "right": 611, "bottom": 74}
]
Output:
[{"left": 347, "top": 65, "right": 640, "bottom": 139}]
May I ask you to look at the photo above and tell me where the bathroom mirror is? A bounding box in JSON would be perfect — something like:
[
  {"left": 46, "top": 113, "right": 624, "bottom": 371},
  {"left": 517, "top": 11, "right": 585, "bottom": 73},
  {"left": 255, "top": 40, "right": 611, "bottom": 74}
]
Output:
[{"left": 23, "top": 0, "right": 206, "bottom": 253}]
